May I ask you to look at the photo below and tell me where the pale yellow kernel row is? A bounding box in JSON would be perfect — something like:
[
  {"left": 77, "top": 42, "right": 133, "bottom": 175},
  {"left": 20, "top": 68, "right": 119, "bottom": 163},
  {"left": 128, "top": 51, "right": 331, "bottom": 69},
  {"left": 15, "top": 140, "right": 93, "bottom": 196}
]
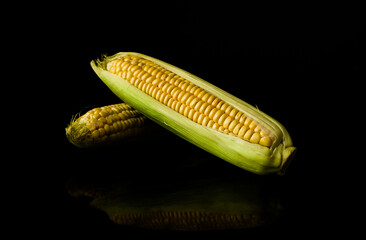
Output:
[{"left": 108, "top": 57, "right": 274, "bottom": 147}]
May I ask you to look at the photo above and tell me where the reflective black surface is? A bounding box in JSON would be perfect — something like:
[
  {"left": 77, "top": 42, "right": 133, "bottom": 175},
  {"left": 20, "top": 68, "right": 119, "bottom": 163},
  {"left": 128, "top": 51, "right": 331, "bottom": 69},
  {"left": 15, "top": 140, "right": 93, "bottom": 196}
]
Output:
[
  {"left": 60, "top": 135, "right": 285, "bottom": 234},
  {"left": 65, "top": 134, "right": 284, "bottom": 231}
]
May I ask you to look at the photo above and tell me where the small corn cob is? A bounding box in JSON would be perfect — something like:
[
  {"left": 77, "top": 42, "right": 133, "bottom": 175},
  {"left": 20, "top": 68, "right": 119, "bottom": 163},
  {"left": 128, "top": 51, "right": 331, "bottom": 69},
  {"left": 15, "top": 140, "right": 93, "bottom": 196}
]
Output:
[
  {"left": 91, "top": 52, "right": 296, "bottom": 175},
  {"left": 66, "top": 103, "right": 151, "bottom": 148}
]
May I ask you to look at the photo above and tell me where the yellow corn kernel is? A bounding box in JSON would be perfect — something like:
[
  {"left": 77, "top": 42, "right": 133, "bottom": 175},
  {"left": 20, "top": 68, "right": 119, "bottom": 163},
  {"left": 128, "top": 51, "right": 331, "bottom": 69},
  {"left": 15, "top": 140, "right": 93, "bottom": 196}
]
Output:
[
  {"left": 106, "top": 56, "right": 274, "bottom": 147},
  {"left": 66, "top": 103, "right": 150, "bottom": 148}
]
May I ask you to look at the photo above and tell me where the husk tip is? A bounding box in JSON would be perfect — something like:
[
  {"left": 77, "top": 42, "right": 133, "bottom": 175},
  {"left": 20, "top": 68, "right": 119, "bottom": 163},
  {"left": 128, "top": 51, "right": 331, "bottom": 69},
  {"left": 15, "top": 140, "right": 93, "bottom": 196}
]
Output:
[{"left": 277, "top": 147, "right": 296, "bottom": 176}]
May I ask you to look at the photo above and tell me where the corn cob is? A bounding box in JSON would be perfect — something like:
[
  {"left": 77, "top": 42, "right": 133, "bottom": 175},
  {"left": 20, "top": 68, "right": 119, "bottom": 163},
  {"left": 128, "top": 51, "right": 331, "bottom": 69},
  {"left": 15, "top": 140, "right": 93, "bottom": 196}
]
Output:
[
  {"left": 91, "top": 52, "right": 296, "bottom": 175},
  {"left": 66, "top": 103, "right": 151, "bottom": 148}
]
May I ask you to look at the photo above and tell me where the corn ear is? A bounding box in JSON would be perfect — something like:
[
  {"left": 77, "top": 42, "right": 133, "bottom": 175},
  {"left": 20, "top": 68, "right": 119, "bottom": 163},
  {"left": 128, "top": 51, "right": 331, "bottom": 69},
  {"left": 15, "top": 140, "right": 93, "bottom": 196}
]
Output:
[
  {"left": 91, "top": 52, "right": 296, "bottom": 175},
  {"left": 66, "top": 103, "right": 152, "bottom": 148}
]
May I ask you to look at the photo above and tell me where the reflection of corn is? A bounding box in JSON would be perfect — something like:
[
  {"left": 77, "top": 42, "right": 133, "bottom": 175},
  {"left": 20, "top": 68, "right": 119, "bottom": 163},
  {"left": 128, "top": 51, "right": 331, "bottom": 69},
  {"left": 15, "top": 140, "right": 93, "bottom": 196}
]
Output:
[
  {"left": 91, "top": 52, "right": 296, "bottom": 175},
  {"left": 66, "top": 103, "right": 149, "bottom": 148},
  {"left": 86, "top": 176, "right": 282, "bottom": 231},
  {"left": 109, "top": 56, "right": 273, "bottom": 147},
  {"left": 109, "top": 211, "right": 269, "bottom": 231}
]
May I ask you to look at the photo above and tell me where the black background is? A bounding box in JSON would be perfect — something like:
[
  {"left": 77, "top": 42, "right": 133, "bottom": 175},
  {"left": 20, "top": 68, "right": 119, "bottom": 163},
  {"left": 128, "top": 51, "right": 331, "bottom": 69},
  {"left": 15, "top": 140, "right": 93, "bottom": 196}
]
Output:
[{"left": 11, "top": 1, "right": 364, "bottom": 238}]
